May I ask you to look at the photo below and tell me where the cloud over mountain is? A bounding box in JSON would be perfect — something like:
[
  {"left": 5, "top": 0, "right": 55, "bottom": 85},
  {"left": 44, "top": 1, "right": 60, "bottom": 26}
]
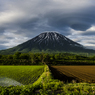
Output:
[{"left": 0, "top": 0, "right": 95, "bottom": 50}]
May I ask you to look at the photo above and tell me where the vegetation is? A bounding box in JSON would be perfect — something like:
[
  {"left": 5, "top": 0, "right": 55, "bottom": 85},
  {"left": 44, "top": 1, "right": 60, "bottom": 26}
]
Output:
[
  {"left": 1, "top": 52, "right": 95, "bottom": 94},
  {"left": 0, "top": 52, "right": 95, "bottom": 65},
  {"left": 0, "top": 65, "right": 95, "bottom": 95},
  {"left": 0, "top": 66, "right": 44, "bottom": 85}
]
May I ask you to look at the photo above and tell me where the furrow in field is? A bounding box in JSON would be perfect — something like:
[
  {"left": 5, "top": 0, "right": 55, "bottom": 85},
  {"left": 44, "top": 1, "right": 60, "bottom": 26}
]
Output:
[
  {"left": 61, "top": 66, "right": 95, "bottom": 81},
  {"left": 59, "top": 67, "right": 94, "bottom": 82},
  {"left": 50, "top": 66, "right": 95, "bottom": 83},
  {"left": 58, "top": 67, "right": 88, "bottom": 82}
]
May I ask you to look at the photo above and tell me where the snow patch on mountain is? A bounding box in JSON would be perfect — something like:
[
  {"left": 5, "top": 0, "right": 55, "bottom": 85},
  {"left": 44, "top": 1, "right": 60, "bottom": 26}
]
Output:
[{"left": 32, "top": 32, "right": 83, "bottom": 48}]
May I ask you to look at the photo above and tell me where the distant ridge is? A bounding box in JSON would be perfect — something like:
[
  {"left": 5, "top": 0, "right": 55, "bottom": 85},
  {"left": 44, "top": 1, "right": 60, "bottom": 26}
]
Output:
[{"left": 0, "top": 32, "right": 95, "bottom": 54}]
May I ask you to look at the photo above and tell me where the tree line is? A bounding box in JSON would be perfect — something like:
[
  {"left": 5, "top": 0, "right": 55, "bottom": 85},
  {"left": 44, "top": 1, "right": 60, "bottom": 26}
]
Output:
[{"left": 0, "top": 52, "right": 95, "bottom": 65}]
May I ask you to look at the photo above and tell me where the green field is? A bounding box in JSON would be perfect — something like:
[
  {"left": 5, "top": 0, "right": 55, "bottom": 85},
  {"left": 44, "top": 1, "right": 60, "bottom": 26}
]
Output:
[
  {"left": 0, "top": 66, "right": 44, "bottom": 85},
  {"left": 1, "top": 65, "right": 95, "bottom": 94}
]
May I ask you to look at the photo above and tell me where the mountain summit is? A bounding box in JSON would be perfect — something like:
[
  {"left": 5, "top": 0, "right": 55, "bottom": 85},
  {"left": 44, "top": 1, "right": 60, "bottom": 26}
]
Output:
[
  {"left": 32, "top": 32, "right": 83, "bottom": 49},
  {"left": 0, "top": 32, "right": 95, "bottom": 54}
]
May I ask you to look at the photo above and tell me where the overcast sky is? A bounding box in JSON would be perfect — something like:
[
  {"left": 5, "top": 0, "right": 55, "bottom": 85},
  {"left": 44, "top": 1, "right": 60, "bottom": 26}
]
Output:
[{"left": 0, "top": 0, "right": 95, "bottom": 50}]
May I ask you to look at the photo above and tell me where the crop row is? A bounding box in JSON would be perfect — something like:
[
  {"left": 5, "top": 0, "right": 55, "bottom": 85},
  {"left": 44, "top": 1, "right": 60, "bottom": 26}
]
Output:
[
  {"left": 50, "top": 66, "right": 95, "bottom": 83},
  {"left": 0, "top": 66, "right": 44, "bottom": 85}
]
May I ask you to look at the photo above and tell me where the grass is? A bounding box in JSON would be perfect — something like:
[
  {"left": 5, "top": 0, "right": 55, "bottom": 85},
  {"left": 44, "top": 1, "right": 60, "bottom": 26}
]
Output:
[
  {"left": 0, "top": 65, "right": 95, "bottom": 94},
  {"left": 33, "top": 65, "right": 95, "bottom": 95},
  {"left": 0, "top": 65, "right": 44, "bottom": 85}
]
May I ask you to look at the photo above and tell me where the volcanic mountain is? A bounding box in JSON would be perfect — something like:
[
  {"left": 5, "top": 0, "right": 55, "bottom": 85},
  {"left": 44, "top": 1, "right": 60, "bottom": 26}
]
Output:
[{"left": 0, "top": 32, "right": 95, "bottom": 54}]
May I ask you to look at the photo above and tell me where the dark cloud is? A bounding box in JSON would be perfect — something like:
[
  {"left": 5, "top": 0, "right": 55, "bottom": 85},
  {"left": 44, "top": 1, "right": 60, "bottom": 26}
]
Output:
[
  {"left": 82, "top": 31, "right": 95, "bottom": 35},
  {"left": 87, "top": 42, "right": 95, "bottom": 44},
  {"left": 85, "top": 46, "right": 95, "bottom": 50},
  {"left": 0, "top": 29, "right": 5, "bottom": 34},
  {"left": 0, "top": 41, "right": 8, "bottom": 44},
  {"left": 20, "top": 18, "right": 39, "bottom": 29},
  {"left": 0, "top": 0, "right": 95, "bottom": 49},
  {"left": 44, "top": 8, "right": 95, "bottom": 31},
  {"left": 0, "top": 45, "right": 7, "bottom": 50},
  {"left": 71, "top": 24, "right": 91, "bottom": 31}
]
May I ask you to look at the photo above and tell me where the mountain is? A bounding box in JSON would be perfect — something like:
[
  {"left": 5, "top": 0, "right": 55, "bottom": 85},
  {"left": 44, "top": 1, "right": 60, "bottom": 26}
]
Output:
[{"left": 0, "top": 32, "right": 95, "bottom": 54}]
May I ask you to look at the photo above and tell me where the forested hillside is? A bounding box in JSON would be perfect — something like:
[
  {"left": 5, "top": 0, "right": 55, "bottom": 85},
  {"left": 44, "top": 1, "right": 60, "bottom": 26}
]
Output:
[{"left": 0, "top": 52, "right": 95, "bottom": 65}]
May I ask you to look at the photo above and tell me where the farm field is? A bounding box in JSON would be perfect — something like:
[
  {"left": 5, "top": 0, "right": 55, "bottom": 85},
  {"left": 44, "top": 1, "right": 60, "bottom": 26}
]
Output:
[
  {"left": 1, "top": 65, "right": 95, "bottom": 94},
  {"left": 0, "top": 65, "right": 44, "bottom": 86},
  {"left": 49, "top": 66, "right": 95, "bottom": 83}
]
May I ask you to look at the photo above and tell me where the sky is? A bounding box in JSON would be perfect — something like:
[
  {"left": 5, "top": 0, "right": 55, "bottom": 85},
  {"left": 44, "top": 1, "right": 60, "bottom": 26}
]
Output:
[{"left": 0, "top": 0, "right": 95, "bottom": 50}]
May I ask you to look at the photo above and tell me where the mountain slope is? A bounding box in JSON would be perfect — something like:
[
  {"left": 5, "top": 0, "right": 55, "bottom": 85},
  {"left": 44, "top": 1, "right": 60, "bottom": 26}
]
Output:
[{"left": 0, "top": 32, "right": 95, "bottom": 54}]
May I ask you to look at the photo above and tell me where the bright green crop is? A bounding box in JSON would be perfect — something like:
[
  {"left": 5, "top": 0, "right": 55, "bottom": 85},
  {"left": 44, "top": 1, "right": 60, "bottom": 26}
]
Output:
[{"left": 0, "top": 65, "right": 44, "bottom": 85}]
